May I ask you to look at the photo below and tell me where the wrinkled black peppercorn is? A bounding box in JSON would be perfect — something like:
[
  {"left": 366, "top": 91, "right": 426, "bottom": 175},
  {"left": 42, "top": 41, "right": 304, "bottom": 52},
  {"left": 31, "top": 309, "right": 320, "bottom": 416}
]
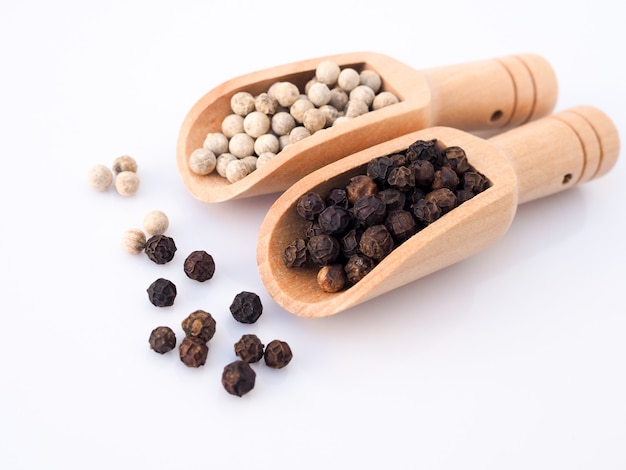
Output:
[
  {"left": 326, "top": 188, "right": 349, "bottom": 209},
  {"left": 345, "top": 175, "right": 378, "bottom": 204},
  {"left": 230, "top": 291, "right": 263, "bottom": 324},
  {"left": 344, "top": 253, "right": 375, "bottom": 284},
  {"left": 234, "top": 334, "right": 264, "bottom": 363},
  {"left": 352, "top": 194, "right": 387, "bottom": 226},
  {"left": 307, "top": 234, "right": 340, "bottom": 266},
  {"left": 283, "top": 238, "right": 308, "bottom": 268},
  {"left": 296, "top": 192, "right": 326, "bottom": 220},
  {"left": 183, "top": 250, "right": 215, "bottom": 282},
  {"left": 222, "top": 360, "right": 256, "bottom": 397},
  {"left": 146, "top": 278, "right": 177, "bottom": 307},
  {"left": 179, "top": 336, "right": 208, "bottom": 368},
  {"left": 181, "top": 309, "right": 216, "bottom": 343},
  {"left": 264, "top": 340, "right": 293, "bottom": 369},
  {"left": 145, "top": 234, "right": 177, "bottom": 264},
  {"left": 385, "top": 209, "right": 418, "bottom": 243},
  {"left": 149, "top": 326, "right": 176, "bottom": 354},
  {"left": 317, "top": 264, "right": 346, "bottom": 293},
  {"left": 359, "top": 224, "right": 395, "bottom": 261},
  {"left": 318, "top": 205, "right": 352, "bottom": 236}
]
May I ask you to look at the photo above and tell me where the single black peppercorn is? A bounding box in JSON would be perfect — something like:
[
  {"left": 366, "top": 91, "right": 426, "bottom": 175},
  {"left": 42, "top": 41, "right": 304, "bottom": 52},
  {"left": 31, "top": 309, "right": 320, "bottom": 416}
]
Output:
[
  {"left": 345, "top": 175, "right": 378, "bottom": 204},
  {"left": 406, "top": 138, "right": 442, "bottom": 165},
  {"left": 432, "top": 166, "right": 460, "bottom": 191},
  {"left": 339, "top": 228, "right": 362, "bottom": 258},
  {"left": 296, "top": 192, "right": 326, "bottom": 220},
  {"left": 183, "top": 250, "right": 215, "bottom": 282},
  {"left": 385, "top": 209, "right": 418, "bottom": 242},
  {"left": 307, "top": 234, "right": 340, "bottom": 266},
  {"left": 326, "top": 187, "right": 349, "bottom": 209},
  {"left": 179, "top": 336, "right": 208, "bottom": 368},
  {"left": 234, "top": 334, "right": 264, "bottom": 363},
  {"left": 230, "top": 291, "right": 263, "bottom": 324},
  {"left": 283, "top": 238, "right": 308, "bottom": 268},
  {"left": 456, "top": 189, "right": 476, "bottom": 204},
  {"left": 353, "top": 194, "right": 387, "bottom": 226},
  {"left": 367, "top": 155, "right": 394, "bottom": 183},
  {"left": 222, "top": 360, "right": 256, "bottom": 397},
  {"left": 409, "top": 159, "right": 435, "bottom": 187},
  {"left": 146, "top": 278, "right": 177, "bottom": 307},
  {"left": 264, "top": 339, "right": 293, "bottom": 369},
  {"left": 317, "top": 264, "right": 347, "bottom": 293},
  {"left": 304, "top": 220, "right": 324, "bottom": 238},
  {"left": 344, "top": 253, "right": 375, "bottom": 284},
  {"left": 444, "top": 146, "right": 470, "bottom": 174},
  {"left": 359, "top": 224, "right": 395, "bottom": 261},
  {"left": 463, "top": 171, "right": 490, "bottom": 193},
  {"left": 413, "top": 197, "right": 442, "bottom": 225},
  {"left": 149, "top": 326, "right": 176, "bottom": 354},
  {"left": 318, "top": 205, "right": 352, "bottom": 236},
  {"left": 425, "top": 188, "right": 458, "bottom": 214},
  {"left": 181, "top": 309, "right": 216, "bottom": 343},
  {"left": 386, "top": 165, "right": 415, "bottom": 192},
  {"left": 378, "top": 188, "right": 406, "bottom": 212},
  {"left": 144, "top": 234, "right": 177, "bottom": 264}
]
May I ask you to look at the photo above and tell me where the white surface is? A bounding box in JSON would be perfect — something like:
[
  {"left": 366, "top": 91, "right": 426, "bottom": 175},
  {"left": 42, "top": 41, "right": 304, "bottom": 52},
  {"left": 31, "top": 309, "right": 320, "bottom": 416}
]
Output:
[{"left": 1, "top": 1, "right": 625, "bottom": 469}]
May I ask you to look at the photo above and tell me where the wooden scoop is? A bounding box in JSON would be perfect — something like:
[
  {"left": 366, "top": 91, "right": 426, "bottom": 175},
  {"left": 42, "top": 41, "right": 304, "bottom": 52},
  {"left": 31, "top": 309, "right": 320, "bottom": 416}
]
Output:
[
  {"left": 256, "top": 106, "right": 620, "bottom": 318},
  {"left": 176, "top": 52, "right": 558, "bottom": 203}
]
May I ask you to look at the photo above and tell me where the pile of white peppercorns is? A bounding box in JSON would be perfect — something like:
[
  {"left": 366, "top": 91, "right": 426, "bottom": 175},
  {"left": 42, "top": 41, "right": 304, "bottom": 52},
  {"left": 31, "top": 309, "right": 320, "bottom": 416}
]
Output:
[
  {"left": 188, "top": 60, "right": 400, "bottom": 183},
  {"left": 88, "top": 155, "right": 140, "bottom": 196}
]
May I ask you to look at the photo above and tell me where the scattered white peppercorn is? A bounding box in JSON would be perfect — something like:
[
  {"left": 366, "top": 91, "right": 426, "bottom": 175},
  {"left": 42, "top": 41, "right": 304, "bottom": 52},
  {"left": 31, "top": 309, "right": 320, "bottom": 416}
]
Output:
[
  {"left": 337, "top": 68, "right": 360, "bottom": 92},
  {"left": 143, "top": 210, "right": 169, "bottom": 236},
  {"left": 229, "top": 133, "right": 255, "bottom": 158},
  {"left": 290, "top": 98, "right": 315, "bottom": 123},
  {"left": 350, "top": 85, "right": 375, "bottom": 107},
  {"left": 112, "top": 155, "right": 138, "bottom": 175},
  {"left": 115, "top": 171, "right": 140, "bottom": 196},
  {"left": 289, "top": 126, "right": 311, "bottom": 144},
  {"left": 315, "top": 60, "right": 340, "bottom": 86},
  {"left": 121, "top": 228, "right": 146, "bottom": 255},
  {"left": 372, "top": 91, "right": 400, "bottom": 110},
  {"left": 221, "top": 114, "right": 245, "bottom": 138},
  {"left": 230, "top": 91, "right": 256, "bottom": 116},
  {"left": 271, "top": 112, "right": 296, "bottom": 136},
  {"left": 360, "top": 69, "right": 382, "bottom": 93},
  {"left": 254, "top": 92, "right": 277, "bottom": 115},
  {"left": 302, "top": 108, "right": 326, "bottom": 133},
  {"left": 254, "top": 134, "right": 280, "bottom": 155},
  {"left": 216, "top": 153, "right": 238, "bottom": 177},
  {"left": 307, "top": 82, "right": 331, "bottom": 107},
  {"left": 189, "top": 148, "right": 217, "bottom": 175},
  {"left": 243, "top": 111, "right": 270, "bottom": 138},
  {"left": 272, "top": 82, "right": 300, "bottom": 107},
  {"left": 225, "top": 158, "right": 251, "bottom": 183},
  {"left": 88, "top": 164, "right": 113, "bottom": 191},
  {"left": 203, "top": 132, "right": 229, "bottom": 156}
]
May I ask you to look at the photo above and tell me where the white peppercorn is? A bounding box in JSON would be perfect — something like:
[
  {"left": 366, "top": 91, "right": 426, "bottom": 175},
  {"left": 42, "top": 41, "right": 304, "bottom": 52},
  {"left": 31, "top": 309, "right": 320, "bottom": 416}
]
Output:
[
  {"left": 302, "top": 108, "right": 326, "bottom": 133},
  {"left": 304, "top": 77, "right": 319, "bottom": 94},
  {"left": 225, "top": 158, "right": 250, "bottom": 183},
  {"left": 221, "top": 114, "right": 245, "bottom": 138},
  {"left": 241, "top": 155, "right": 258, "bottom": 173},
  {"left": 115, "top": 170, "right": 140, "bottom": 196},
  {"left": 360, "top": 69, "right": 382, "bottom": 93},
  {"left": 254, "top": 92, "right": 277, "bottom": 114},
  {"left": 88, "top": 164, "right": 113, "bottom": 191},
  {"left": 337, "top": 68, "right": 360, "bottom": 92},
  {"left": 243, "top": 111, "right": 270, "bottom": 138},
  {"left": 290, "top": 98, "right": 315, "bottom": 123},
  {"left": 344, "top": 99, "right": 370, "bottom": 118},
  {"left": 229, "top": 133, "right": 255, "bottom": 158},
  {"left": 230, "top": 91, "right": 256, "bottom": 116},
  {"left": 333, "top": 116, "right": 352, "bottom": 126},
  {"left": 307, "top": 82, "right": 331, "bottom": 107},
  {"left": 318, "top": 105, "right": 339, "bottom": 127},
  {"left": 143, "top": 210, "right": 169, "bottom": 236},
  {"left": 112, "top": 155, "right": 138, "bottom": 175},
  {"left": 278, "top": 134, "right": 291, "bottom": 150},
  {"left": 256, "top": 152, "right": 275, "bottom": 168},
  {"left": 254, "top": 133, "right": 280, "bottom": 155},
  {"left": 189, "top": 148, "right": 217, "bottom": 175},
  {"left": 329, "top": 87, "right": 349, "bottom": 110},
  {"left": 350, "top": 85, "right": 375, "bottom": 107},
  {"left": 315, "top": 60, "right": 340, "bottom": 86},
  {"left": 372, "top": 91, "right": 400, "bottom": 110},
  {"left": 203, "top": 132, "right": 229, "bottom": 156},
  {"left": 272, "top": 82, "right": 300, "bottom": 107},
  {"left": 289, "top": 126, "right": 311, "bottom": 144},
  {"left": 216, "top": 153, "right": 237, "bottom": 177},
  {"left": 271, "top": 111, "right": 296, "bottom": 136},
  {"left": 121, "top": 228, "right": 146, "bottom": 255}
]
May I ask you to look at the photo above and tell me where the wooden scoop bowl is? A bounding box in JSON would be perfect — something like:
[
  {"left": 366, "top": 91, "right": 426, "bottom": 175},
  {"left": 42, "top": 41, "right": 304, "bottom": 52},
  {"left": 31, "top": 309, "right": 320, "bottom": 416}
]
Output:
[
  {"left": 176, "top": 52, "right": 558, "bottom": 203},
  {"left": 257, "top": 106, "right": 620, "bottom": 318}
]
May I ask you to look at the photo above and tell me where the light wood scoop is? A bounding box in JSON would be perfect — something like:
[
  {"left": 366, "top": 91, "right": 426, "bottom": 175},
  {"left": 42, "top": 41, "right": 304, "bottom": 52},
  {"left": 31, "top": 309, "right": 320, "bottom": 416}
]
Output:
[
  {"left": 257, "top": 106, "right": 620, "bottom": 318},
  {"left": 176, "top": 52, "right": 558, "bottom": 202}
]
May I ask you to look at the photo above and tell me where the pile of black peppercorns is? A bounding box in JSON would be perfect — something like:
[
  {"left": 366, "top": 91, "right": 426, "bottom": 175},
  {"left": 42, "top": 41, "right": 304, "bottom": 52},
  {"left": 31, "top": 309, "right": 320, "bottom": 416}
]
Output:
[{"left": 283, "top": 139, "right": 491, "bottom": 293}]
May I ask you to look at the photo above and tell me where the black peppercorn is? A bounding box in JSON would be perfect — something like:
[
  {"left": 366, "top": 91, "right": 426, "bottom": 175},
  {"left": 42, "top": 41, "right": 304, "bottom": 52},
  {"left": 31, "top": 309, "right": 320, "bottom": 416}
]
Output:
[
  {"left": 344, "top": 253, "right": 375, "bottom": 284},
  {"left": 385, "top": 209, "right": 418, "bottom": 242},
  {"left": 318, "top": 205, "right": 352, "bottom": 236},
  {"left": 366, "top": 155, "right": 394, "bottom": 183},
  {"left": 222, "top": 360, "right": 256, "bottom": 397},
  {"left": 432, "top": 166, "right": 460, "bottom": 191},
  {"left": 413, "top": 197, "right": 442, "bottom": 225},
  {"left": 378, "top": 188, "right": 406, "bottom": 211},
  {"left": 386, "top": 165, "right": 415, "bottom": 192},
  {"left": 307, "top": 234, "right": 340, "bottom": 266},
  {"left": 409, "top": 159, "right": 435, "bottom": 187},
  {"left": 179, "top": 336, "right": 208, "bottom": 368},
  {"left": 304, "top": 220, "right": 324, "bottom": 238},
  {"left": 425, "top": 188, "right": 458, "bottom": 214},
  {"left": 353, "top": 194, "right": 387, "bottom": 226},
  {"left": 359, "top": 224, "right": 395, "bottom": 261},
  {"left": 339, "top": 228, "right": 362, "bottom": 258},
  {"left": 264, "top": 339, "right": 293, "bottom": 369},
  {"left": 456, "top": 189, "right": 476, "bottom": 204},
  {"left": 283, "top": 238, "right": 308, "bottom": 268},
  {"left": 345, "top": 175, "right": 378, "bottom": 204},
  {"left": 406, "top": 138, "right": 442, "bottom": 165},
  {"left": 444, "top": 146, "right": 470, "bottom": 174},
  {"left": 183, "top": 250, "right": 215, "bottom": 282},
  {"left": 146, "top": 278, "right": 177, "bottom": 307},
  {"left": 463, "top": 171, "right": 490, "bottom": 193},
  {"left": 326, "top": 187, "right": 349, "bottom": 209},
  {"left": 181, "top": 309, "right": 216, "bottom": 343},
  {"left": 234, "top": 334, "right": 265, "bottom": 363},
  {"left": 230, "top": 291, "right": 263, "bottom": 324},
  {"left": 296, "top": 192, "right": 326, "bottom": 220},
  {"left": 144, "top": 234, "right": 177, "bottom": 264},
  {"left": 149, "top": 326, "right": 176, "bottom": 354},
  {"left": 317, "top": 264, "right": 347, "bottom": 293}
]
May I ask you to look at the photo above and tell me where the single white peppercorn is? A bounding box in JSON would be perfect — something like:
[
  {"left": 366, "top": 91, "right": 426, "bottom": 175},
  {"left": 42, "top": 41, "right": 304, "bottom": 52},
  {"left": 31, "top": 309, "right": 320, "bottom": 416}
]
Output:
[
  {"left": 256, "top": 152, "right": 276, "bottom": 168},
  {"left": 329, "top": 87, "right": 349, "bottom": 110},
  {"left": 319, "top": 105, "right": 339, "bottom": 126},
  {"left": 88, "top": 164, "right": 113, "bottom": 191},
  {"left": 229, "top": 133, "right": 255, "bottom": 158},
  {"left": 254, "top": 92, "right": 277, "bottom": 115},
  {"left": 230, "top": 91, "right": 256, "bottom": 116},
  {"left": 121, "top": 228, "right": 146, "bottom": 255},
  {"left": 278, "top": 134, "right": 291, "bottom": 150},
  {"left": 290, "top": 98, "right": 315, "bottom": 123},
  {"left": 254, "top": 133, "right": 280, "bottom": 155},
  {"left": 241, "top": 155, "right": 258, "bottom": 173},
  {"left": 337, "top": 68, "right": 360, "bottom": 92},
  {"left": 360, "top": 69, "right": 382, "bottom": 93},
  {"left": 216, "top": 153, "right": 238, "bottom": 177},
  {"left": 304, "top": 77, "right": 319, "bottom": 94},
  {"left": 221, "top": 114, "right": 245, "bottom": 138},
  {"left": 225, "top": 158, "right": 250, "bottom": 183},
  {"left": 289, "top": 126, "right": 311, "bottom": 144},
  {"left": 344, "top": 99, "right": 370, "bottom": 118},
  {"left": 333, "top": 116, "right": 352, "bottom": 126},
  {"left": 315, "top": 60, "right": 340, "bottom": 86},
  {"left": 243, "top": 111, "right": 271, "bottom": 138},
  {"left": 143, "top": 210, "right": 169, "bottom": 236},
  {"left": 372, "top": 91, "right": 400, "bottom": 110},
  {"left": 115, "top": 171, "right": 140, "bottom": 196},
  {"left": 302, "top": 108, "right": 326, "bottom": 133},
  {"left": 189, "top": 148, "right": 217, "bottom": 175},
  {"left": 112, "top": 155, "right": 138, "bottom": 175},
  {"left": 203, "top": 132, "right": 229, "bottom": 156},
  {"left": 350, "top": 85, "right": 375, "bottom": 107},
  {"left": 307, "top": 82, "right": 331, "bottom": 107},
  {"left": 271, "top": 111, "right": 296, "bottom": 136},
  {"left": 272, "top": 82, "right": 300, "bottom": 107}
]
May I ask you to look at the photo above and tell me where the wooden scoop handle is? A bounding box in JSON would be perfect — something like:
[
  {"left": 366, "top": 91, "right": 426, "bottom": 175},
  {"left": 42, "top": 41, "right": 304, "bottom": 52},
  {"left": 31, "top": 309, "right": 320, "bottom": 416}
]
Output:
[
  {"left": 423, "top": 54, "right": 558, "bottom": 132},
  {"left": 488, "top": 106, "right": 620, "bottom": 204}
]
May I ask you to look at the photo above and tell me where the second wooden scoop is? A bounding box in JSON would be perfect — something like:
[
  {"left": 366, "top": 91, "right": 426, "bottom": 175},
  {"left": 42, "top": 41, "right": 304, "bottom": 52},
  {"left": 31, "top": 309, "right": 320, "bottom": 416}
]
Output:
[
  {"left": 257, "top": 106, "right": 620, "bottom": 318},
  {"left": 177, "top": 52, "right": 557, "bottom": 202}
]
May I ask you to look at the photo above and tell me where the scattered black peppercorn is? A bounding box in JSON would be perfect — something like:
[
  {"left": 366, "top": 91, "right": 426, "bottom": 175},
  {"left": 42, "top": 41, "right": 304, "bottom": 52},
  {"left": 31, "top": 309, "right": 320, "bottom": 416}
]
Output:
[
  {"left": 264, "top": 340, "right": 293, "bottom": 369},
  {"left": 179, "top": 336, "right": 208, "bottom": 368},
  {"left": 181, "top": 309, "right": 216, "bottom": 343},
  {"left": 230, "top": 291, "right": 263, "bottom": 324},
  {"left": 149, "top": 326, "right": 176, "bottom": 354},
  {"left": 222, "top": 360, "right": 256, "bottom": 397},
  {"left": 144, "top": 234, "right": 177, "bottom": 264},
  {"left": 234, "top": 334, "right": 265, "bottom": 363},
  {"left": 146, "top": 278, "right": 177, "bottom": 307},
  {"left": 183, "top": 250, "right": 215, "bottom": 282}
]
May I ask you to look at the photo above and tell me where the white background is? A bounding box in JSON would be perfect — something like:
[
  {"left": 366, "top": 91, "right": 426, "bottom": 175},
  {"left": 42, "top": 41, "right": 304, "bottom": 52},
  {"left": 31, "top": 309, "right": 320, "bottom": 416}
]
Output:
[{"left": 1, "top": 1, "right": 625, "bottom": 469}]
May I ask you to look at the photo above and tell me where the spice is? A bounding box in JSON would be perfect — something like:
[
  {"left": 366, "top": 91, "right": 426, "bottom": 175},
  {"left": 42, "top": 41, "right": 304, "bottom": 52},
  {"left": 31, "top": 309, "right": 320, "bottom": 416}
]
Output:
[
  {"left": 345, "top": 175, "right": 378, "bottom": 204},
  {"left": 114, "top": 171, "right": 140, "bottom": 196},
  {"left": 243, "top": 111, "right": 271, "bottom": 138},
  {"left": 296, "top": 192, "right": 326, "bottom": 221},
  {"left": 183, "top": 250, "right": 216, "bottom": 282},
  {"left": 307, "top": 234, "right": 340, "bottom": 266},
  {"left": 234, "top": 334, "right": 264, "bottom": 363},
  {"left": 385, "top": 209, "right": 418, "bottom": 242},
  {"left": 230, "top": 91, "right": 256, "bottom": 116},
  {"left": 179, "top": 336, "right": 208, "bottom": 368},
  {"left": 230, "top": 291, "right": 263, "bottom": 324},
  {"left": 203, "top": 132, "right": 229, "bottom": 155},
  {"left": 181, "top": 310, "right": 216, "bottom": 343},
  {"left": 145, "top": 234, "right": 177, "bottom": 264},
  {"left": 228, "top": 133, "right": 255, "bottom": 159},
  {"left": 149, "top": 326, "right": 176, "bottom": 354},
  {"left": 264, "top": 340, "right": 293, "bottom": 369},
  {"left": 146, "top": 278, "right": 177, "bottom": 307},
  {"left": 121, "top": 228, "right": 146, "bottom": 255},
  {"left": 358, "top": 224, "right": 395, "bottom": 261},
  {"left": 283, "top": 238, "right": 308, "bottom": 268},
  {"left": 222, "top": 360, "right": 256, "bottom": 396},
  {"left": 143, "top": 210, "right": 169, "bottom": 236},
  {"left": 189, "top": 148, "right": 216, "bottom": 175},
  {"left": 317, "top": 264, "right": 346, "bottom": 293},
  {"left": 353, "top": 194, "right": 387, "bottom": 226},
  {"left": 87, "top": 164, "right": 113, "bottom": 191},
  {"left": 344, "top": 254, "right": 375, "bottom": 284},
  {"left": 112, "top": 155, "right": 138, "bottom": 175},
  {"left": 317, "top": 205, "right": 352, "bottom": 236}
]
